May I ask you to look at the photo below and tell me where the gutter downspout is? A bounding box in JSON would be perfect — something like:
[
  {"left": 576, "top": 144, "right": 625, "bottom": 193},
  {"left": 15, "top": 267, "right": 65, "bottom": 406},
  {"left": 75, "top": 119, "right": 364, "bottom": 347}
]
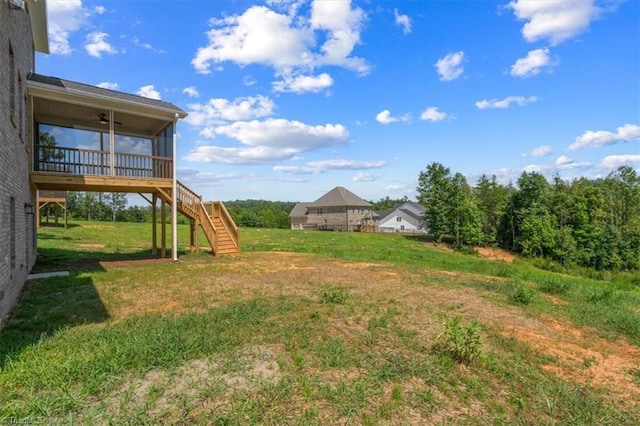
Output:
[{"left": 172, "top": 113, "right": 178, "bottom": 262}]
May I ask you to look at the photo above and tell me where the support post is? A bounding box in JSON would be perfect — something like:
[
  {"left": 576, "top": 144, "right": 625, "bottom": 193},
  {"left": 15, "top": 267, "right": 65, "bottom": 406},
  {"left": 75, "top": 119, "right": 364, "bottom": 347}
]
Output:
[
  {"left": 161, "top": 198, "right": 167, "bottom": 258},
  {"left": 171, "top": 114, "right": 179, "bottom": 262},
  {"left": 64, "top": 192, "right": 68, "bottom": 229},
  {"left": 109, "top": 110, "right": 115, "bottom": 176},
  {"left": 36, "top": 191, "right": 41, "bottom": 228},
  {"left": 152, "top": 193, "right": 157, "bottom": 256}
]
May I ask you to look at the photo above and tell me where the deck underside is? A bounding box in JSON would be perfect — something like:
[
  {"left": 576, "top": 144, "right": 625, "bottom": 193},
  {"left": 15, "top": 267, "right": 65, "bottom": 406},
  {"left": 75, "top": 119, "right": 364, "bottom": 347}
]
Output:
[{"left": 30, "top": 172, "right": 172, "bottom": 193}]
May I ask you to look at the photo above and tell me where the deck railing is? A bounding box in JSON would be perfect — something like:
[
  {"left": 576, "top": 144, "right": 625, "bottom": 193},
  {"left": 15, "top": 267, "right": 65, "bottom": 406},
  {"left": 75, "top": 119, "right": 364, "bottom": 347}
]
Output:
[{"left": 34, "top": 145, "right": 172, "bottom": 179}]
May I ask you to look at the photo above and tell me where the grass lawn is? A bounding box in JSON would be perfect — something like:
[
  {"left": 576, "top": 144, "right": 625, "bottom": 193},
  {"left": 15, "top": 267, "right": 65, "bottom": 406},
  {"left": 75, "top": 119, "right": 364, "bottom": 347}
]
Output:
[{"left": 1, "top": 222, "right": 639, "bottom": 424}]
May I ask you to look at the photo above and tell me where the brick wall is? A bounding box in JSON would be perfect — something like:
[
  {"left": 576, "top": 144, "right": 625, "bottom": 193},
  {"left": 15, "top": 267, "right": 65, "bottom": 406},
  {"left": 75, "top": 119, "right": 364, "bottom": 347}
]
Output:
[
  {"left": 306, "top": 206, "right": 376, "bottom": 231},
  {"left": 0, "top": 3, "right": 37, "bottom": 326}
]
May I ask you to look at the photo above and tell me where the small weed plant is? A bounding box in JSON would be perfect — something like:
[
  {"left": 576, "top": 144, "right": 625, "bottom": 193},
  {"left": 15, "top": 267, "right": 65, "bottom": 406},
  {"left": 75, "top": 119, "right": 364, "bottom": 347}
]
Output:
[
  {"left": 321, "top": 287, "right": 348, "bottom": 305},
  {"left": 509, "top": 280, "right": 534, "bottom": 305},
  {"left": 434, "top": 316, "right": 482, "bottom": 365}
]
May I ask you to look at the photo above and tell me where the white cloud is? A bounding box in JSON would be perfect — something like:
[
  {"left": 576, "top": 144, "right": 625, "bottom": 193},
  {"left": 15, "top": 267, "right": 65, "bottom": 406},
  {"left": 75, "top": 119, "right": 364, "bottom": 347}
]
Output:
[
  {"left": 47, "top": 0, "right": 90, "bottom": 55},
  {"left": 243, "top": 76, "right": 257, "bottom": 86},
  {"left": 420, "top": 107, "right": 450, "bottom": 122},
  {"left": 214, "top": 119, "right": 348, "bottom": 149},
  {"left": 476, "top": 95, "right": 538, "bottom": 109},
  {"left": 307, "top": 159, "right": 386, "bottom": 171},
  {"left": 310, "top": 0, "right": 368, "bottom": 73},
  {"left": 375, "top": 110, "right": 410, "bottom": 125},
  {"left": 601, "top": 155, "right": 640, "bottom": 169},
  {"left": 192, "top": 1, "right": 368, "bottom": 77},
  {"left": 85, "top": 32, "right": 118, "bottom": 58},
  {"left": 353, "top": 172, "right": 382, "bottom": 182},
  {"left": 273, "top": 73, "right": 333, "bottom": 93},
  {"left": 192, "top": 6, "right": 313, "bottom": 73},
  {"left": 94, "top": 6, "right": 106, "bottom": 14},
  {"left": 510, "top": 48, "right": 556, "bottom": 78},
  {"left": 570, "top": 124, "right": 640, "bottom": 150},
  {"left": 272, "top": 165, "right": 317, "bottom": 175},
  {"left": 522, "top": 145, "right": 553, "bottom": 157},
  {"left": 186, "top": 96, "right": 275, "bottom": 127},
  {"left": 394, "top": 9, "right": 412, "bottom": 34},
  {"left": 185, "top": 119, "right": 349, "bottom": 164},
  {"left": 183, "top": 86, "right": 200, "bottom": 98},
  {"left": 136, "top": 85, "right": 161, "bottom": 100},
  {"left": 96, "top": 81, "right": 119, "bottom": 90},
  {"left": 555, "top": 155, "right": 573, "bottom": 165},
  {"left": 508, "top": 0, "right": 602, "bottom": 45},
  {"left": 274, "top": 159, "right": 386, "bottom": 175},
  {"left": 435, "top": 51, "right": 464, "bottom": 82}
]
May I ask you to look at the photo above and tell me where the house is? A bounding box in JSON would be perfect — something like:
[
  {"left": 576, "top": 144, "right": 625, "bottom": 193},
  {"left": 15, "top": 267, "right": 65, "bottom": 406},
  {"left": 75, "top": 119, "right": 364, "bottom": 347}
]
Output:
[
  {"left": 1, "top": 0, "right": 239, "bottom": 327},
  {"left": 1, "top": 0, "right": 49, "bottom": 325},
  {"left": 290, "top": 187, "right": 378, "bottom": 231},
  {"left": 289, "top": 202, "right": 312, "bottom": 230},
  {"left": 377, "top": 202, "right": 426, "bottom": 233}
]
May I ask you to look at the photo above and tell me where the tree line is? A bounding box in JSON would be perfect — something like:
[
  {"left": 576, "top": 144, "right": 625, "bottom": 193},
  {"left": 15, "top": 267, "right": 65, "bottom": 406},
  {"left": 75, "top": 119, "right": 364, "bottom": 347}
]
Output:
[
  {"left": 417, "top": 162, "right": 640, "bottom": 271},
  {"left": 44, "top": 193, "right": 297, "bottom": 228}
]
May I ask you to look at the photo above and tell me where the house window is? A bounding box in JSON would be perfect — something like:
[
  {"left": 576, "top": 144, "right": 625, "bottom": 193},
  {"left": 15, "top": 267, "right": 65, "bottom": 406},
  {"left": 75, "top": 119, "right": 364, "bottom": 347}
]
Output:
[
  {"left": 401, "top": 225, "right": 405, "bottom": 231},
  {"left": 9, "top": 45, "right": 16, "bottom": 124},
  {"left": 10, "top": 197, "right": 16, "bottom": 270},
  {"left": 317, "top": 208, "right": 323, "bottom": 215},
  {"left": 396, "top": 217, "right": 402, "bottom": 222}
]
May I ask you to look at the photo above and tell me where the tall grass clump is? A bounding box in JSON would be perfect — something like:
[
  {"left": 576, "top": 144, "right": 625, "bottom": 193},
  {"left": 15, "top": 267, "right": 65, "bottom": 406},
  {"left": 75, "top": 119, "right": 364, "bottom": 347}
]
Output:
[
  {"left": 433, "top": 316, "right": 482, "bottom": 365},
  {"left": 538, "top": 277, "right": 571, "bottom": 295},
  {"left": 508, "top": 280, "right": 534, "bottom": 305}
]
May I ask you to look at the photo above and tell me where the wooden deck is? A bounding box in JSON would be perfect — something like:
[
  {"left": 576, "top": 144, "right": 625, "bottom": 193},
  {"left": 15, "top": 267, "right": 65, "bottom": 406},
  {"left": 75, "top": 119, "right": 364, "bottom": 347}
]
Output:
[{"left": 30, "top": 172, "right": 173, "bottom": 193}]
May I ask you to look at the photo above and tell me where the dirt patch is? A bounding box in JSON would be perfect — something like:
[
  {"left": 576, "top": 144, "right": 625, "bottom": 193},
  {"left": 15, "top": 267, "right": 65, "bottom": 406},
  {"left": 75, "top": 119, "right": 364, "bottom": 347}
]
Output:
[
  {"left": 504, "top": 317, "right": 640, "bottom": 403},
  {"left": 90, "top": 345, "right": 281, "bottom": 421},
  {"left": 77, "top": 243, "right": 105, "bottom": 249},
  {"left": 476, "top": 247, "right": 516, "bottom": 263}
]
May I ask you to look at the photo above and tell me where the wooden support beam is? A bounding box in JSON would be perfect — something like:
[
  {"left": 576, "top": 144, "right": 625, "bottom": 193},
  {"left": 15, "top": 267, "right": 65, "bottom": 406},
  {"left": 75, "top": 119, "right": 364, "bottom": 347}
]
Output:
[
  {"left": 139, "top": 193, "right": 153, "bottom": 205},
  {"left": 161, "top": 197, "right": 167, "bottom": 258},
  {"left": 154, "top": 187, "right": 172, "bottom": 204},
  {"left": 190, "top": 219, "right": 196, "bottom": 253},
  {"left": 152, "top": 193, "right": 157, "bottom": 256}
]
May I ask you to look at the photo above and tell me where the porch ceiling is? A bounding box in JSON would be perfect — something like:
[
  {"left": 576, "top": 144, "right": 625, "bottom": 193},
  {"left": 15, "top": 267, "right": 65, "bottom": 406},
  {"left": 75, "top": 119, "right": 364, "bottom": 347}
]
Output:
[
  {"left": 33, "top": 98, "right": 170, "bottom": 136},
  {"left": 28, "top": 73, "right": 187, "bottom": 137}
]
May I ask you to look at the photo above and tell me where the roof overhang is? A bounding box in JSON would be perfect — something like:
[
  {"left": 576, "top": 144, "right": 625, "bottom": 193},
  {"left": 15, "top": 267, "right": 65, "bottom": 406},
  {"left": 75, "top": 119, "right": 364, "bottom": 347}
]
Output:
[
  {"left": 27, "top": 0, "right": 49, "bottom": 54},
  {"left": 28, "top": 79, "right": 187, "bottom": 121},
  {"left": 28, "top": 77, "right": 186, "bottom": 136}
]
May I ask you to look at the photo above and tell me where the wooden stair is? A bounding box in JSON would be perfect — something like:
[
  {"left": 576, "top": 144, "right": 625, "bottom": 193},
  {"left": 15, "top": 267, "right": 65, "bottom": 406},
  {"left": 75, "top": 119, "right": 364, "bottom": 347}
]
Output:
[{"left": 159, "top": 181, "right": 240, "bottom": 256}]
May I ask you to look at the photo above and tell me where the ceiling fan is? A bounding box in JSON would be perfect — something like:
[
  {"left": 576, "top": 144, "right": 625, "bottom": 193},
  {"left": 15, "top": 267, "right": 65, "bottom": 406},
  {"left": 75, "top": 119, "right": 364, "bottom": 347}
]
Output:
[{"left": 97, "top": 113, "right": 123, "bottom": 125}]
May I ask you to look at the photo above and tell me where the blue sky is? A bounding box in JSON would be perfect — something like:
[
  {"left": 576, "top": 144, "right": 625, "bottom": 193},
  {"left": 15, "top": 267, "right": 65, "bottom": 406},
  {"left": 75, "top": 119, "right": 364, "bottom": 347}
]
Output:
[{"left": 37, "top": 0, "right": 639, "bottom": 203}]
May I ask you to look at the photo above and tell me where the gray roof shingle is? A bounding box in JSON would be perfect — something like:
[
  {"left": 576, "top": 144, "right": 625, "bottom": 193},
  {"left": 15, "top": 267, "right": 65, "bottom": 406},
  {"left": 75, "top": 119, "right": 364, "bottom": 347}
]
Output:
[{"left": 310, "top": 187, "right": 372, "bottom": 208}]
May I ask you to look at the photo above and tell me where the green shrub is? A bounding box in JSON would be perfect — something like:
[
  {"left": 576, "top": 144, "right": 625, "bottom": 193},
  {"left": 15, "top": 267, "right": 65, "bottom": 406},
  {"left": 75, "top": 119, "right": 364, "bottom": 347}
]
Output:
[
  {"left": 508, "top": 280, "right": 534, "bottom": 305},
  {"left": 321, "top": 288, "right": 348, "bottom": 305},
  {"left": 434, "top": 316, "right": 482, "bottom": 364},
  {"left": 538, "top": 277, "right": 571, "bottom": 295}
]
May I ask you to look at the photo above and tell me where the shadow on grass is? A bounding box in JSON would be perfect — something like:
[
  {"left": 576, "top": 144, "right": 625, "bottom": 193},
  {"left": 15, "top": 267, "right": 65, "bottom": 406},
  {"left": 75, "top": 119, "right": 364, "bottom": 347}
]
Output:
[
  {"left": 38, "top": 222, "right": 81, "bottom": 229},
  {"left": 32, "top": 246, "right": 187, "bottom": 273},
  {"left": 0, "top": 271, "right": 109, "bottom": 369}
]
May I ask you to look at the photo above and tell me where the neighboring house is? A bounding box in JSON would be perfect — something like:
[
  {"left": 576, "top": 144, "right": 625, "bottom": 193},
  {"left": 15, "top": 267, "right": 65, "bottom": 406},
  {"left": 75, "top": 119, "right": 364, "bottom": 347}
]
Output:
[
  {"left": 290, "top": 186, "right": 378, "bottom": 231},
  {"left": 1, "top": 0, "right": 49, "bottom": 325},
  {"left": 289, "top": 202, "right": 312, "bottom": 230},
  {"left": 378, "top": 202, "right": 427, "bottom": 233}
]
